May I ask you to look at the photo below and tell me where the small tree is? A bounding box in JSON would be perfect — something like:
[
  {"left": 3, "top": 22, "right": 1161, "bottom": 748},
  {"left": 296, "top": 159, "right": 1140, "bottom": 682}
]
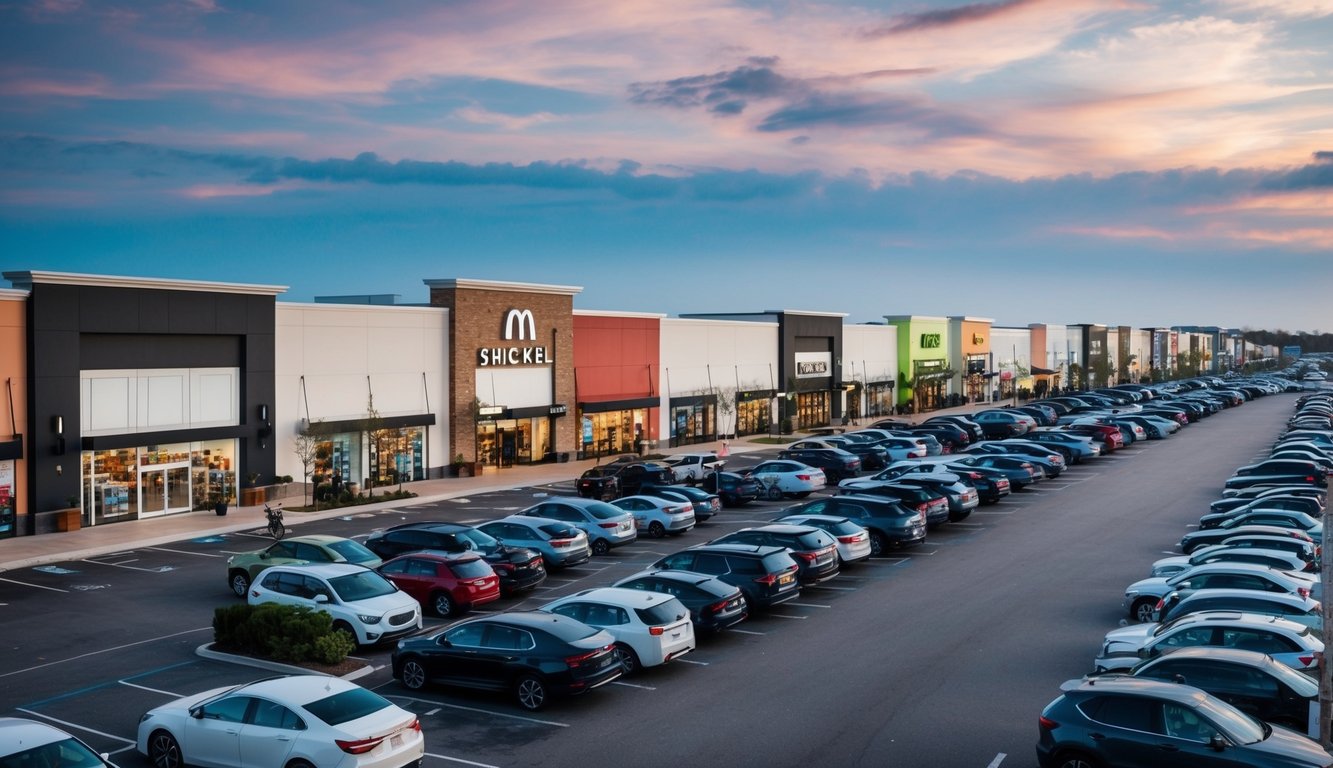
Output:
[
  {"left": 716, "top": 386, "right": 736, "bottom": 439},
  {"left": 363, "top": 395, "right": 394, "bottom": 498},
  {"left": 293, "top": 421, "right": 322, "bottom": 508}
]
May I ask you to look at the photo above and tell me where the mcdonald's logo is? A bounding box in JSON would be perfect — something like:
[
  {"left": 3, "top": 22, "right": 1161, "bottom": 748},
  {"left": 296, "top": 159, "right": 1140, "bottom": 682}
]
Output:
[{"left": 503, "top": 309, "right": 536, "bottom": 341}]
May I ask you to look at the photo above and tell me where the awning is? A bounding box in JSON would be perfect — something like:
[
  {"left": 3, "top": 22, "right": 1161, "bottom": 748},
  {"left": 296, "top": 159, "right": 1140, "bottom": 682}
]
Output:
[
  {"left": 1031, "top": 366, "right": 1058, "bottom": 376},
  {"left": 0, "top": 437, "right": 21, "bottom": 461},
  {"left": 578, "top": 397, "right": 660, "bottom": 413},
  {"left": 307, "top": 413, "right": 437, "bottom": 435}
]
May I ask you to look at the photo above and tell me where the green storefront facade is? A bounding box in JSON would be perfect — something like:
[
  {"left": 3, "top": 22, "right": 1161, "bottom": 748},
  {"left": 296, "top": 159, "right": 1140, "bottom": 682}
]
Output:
[{"left": 885, "top": 315, "right": 951, "bottom": 413}]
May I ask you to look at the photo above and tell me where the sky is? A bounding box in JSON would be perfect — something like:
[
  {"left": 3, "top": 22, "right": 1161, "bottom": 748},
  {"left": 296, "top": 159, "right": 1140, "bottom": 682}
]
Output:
[{"left": 1, "top": 0, "right": 1331, "bottom": 331}]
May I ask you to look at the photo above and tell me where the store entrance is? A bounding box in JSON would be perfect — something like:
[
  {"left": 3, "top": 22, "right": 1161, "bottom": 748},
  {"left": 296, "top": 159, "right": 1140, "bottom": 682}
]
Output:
[{"left": 139, "top": 462, "right": 191, "bottom": 518}]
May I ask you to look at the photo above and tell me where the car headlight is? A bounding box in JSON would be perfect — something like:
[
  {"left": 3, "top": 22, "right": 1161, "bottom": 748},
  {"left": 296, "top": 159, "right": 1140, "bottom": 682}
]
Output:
[{"left": 357, "top": 614, "right": 382, "bottom": 624}]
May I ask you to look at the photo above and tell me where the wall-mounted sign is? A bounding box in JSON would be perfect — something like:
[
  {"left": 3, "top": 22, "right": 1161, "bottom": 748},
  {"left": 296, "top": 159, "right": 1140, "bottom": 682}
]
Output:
[
  {"left": 479, "top": 307, "right": 551, "bottom": 367},
  {"left": 797, "top": 361, "right": 828, "bottom": 375},
  {"left": 582, "top": 417, "right": 593, "bottom": 445},
  {"left": 478, "top": 406, "right": 505, "bottom": 416},
  {"left": 972, "top": 334, "right": 985, "bottom": 345},
  {"left": 549, "top": 404, "right": 568, "bottom": 416},
  {"left": 794, "top": 352, "right": 833, "bottom": 379},
  {"left": 920, "top": 333, "right": 942, "bottom": 349}
]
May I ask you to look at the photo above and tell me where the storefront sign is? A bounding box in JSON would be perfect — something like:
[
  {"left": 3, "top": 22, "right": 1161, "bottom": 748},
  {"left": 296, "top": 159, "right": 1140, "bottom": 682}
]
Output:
[
  {"left": 920, "top": 333, "right": 942, "bottom": 349},
  {"left": 582, "top": 417, "right": 593, "bottom": 445},
  {"left": 0, "top": 461, "right": 13, "bottom": 537},
  {"left": 478, "top": 405, "right": 505, "bottom": 416},
  {"left": 479, "top": 308, "right": 551, "bottom": 367},
  {"left": 972, "top": 334, "right": 985, "bottom": 345},
  {"left": 549, "top": 404, "right": 568, "bottom": 416},
  {"left": 794, "top": 352, "right": 832, "bottom": 379}
]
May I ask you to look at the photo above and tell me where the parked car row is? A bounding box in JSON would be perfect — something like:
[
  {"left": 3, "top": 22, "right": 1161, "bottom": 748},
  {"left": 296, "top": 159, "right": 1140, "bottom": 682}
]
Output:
[{"left": 1036, "top": 379, "right": 1333, "bottom": 768}]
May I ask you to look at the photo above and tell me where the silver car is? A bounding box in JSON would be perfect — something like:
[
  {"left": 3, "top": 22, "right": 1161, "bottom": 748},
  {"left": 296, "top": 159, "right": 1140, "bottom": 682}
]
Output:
[
  {"left": 477, "top": 515, "right": 593, "bottom": 568},
  {"left": 612, "top": 495, "right": 697, "bottom": 537},
  {"left": 517, "top": 498, "right": 636, "bottom": 555},
  {"left": 1122, "top": 561, "right": 1318, "bottom": 622}
]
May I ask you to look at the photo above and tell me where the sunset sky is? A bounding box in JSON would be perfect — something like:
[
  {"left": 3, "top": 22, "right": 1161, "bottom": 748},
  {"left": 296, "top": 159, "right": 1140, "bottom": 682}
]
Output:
[{"left": 2, "top": 0, "right": 1330, "bottom": 330}]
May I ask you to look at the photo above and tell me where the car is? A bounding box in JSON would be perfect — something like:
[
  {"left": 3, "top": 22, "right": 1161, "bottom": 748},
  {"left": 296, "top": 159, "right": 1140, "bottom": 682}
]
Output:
[
  {"left": 1059, "top": 422, "right": 1125, "bottom": 451},
  {"left": 1, "top": 717, "right": 120, "bottom": 768},
  {"left": 782, "top": 495, "right": 926, "bottom": 554},
  {"left": 837, "top": 480, "right": 951, "bottom": 528},
  {"left": 1179, "top": 523, "right": 1315, "bottom": 555},
  {"left": 1204, "top": 494, "right": 1326, "bottom": 521},
  {"left": 576, "top": 466, "right": 620, "bottom": 500},
  {"left": 391, "top": 611, "right": 623, "bottom": 710},
  {"left": 969, "top": 410, "right": 1031, "bottom": 438},
  {"left": 377, "top": 551, "right": 500, "bottom": 617},
  {"left": 613, "top": 569, "right": 749, "bottom": 633},
  {"left": 1131, "top": 647, "right": 1321, "bottom": 738},
  {"left": 947, "top": 453, "right": 1042, "bottom": 489},
  {"left": 1155, "top": 589, "right": 1322, "bottom": 629},
  {"left": 882, "top": 472, "right": 979, "bottom": 521},
  {"left": 607, "top": 462, "right": 678, "bottom": 495},
  {"left": 638, "top": 483, "right": 722, "bottom": 522},
  {"left": 650, "top": 543, "right": 801, "bottom": 611},
  {"left": 247, "top": 563, "right": 423, "bottom": 647},
  {"left": 708, "top": 524, "right": 841, "bottom": 584},
  {"left": 777, "top": 447, "right": 862, "bottom": 482},
  {"left": 1269, "top": 450, "right": 1333, "bottom": 473},
  {"left": 699, "top": 470, "right": 762, "bottom": 507},
  {"left": 748, "top": 459, "right": 828, "bottom": 498},
  {"left": 907, "top": 422, "right": 971, "bottom": 451},
  {"left": 1213, "top": 533, "right": 1320, "bottom": 568},
  {"left": 663, "top": 452, "right": 724, "bottom": 483},
  {"left": 1025, "top": 430, "right": 1101, "bottom": 463},
  {"left": 137, "top": 675, "right": 425, "bottom": 768},
  {"left": 812, "top": 435, "right": 890, "bottom": 469},
  {"left": 965, "top": 440, "right": 1067, "bottom": 476},
  {"left": 1150, "top": 545, "right": 1312, "bottom": 578},
  {"left": 885, "top": 457, "right": 1012, "bottom": 503},
  {"left": 540, "top": 587, "right": 696, "bottom": 674},
  {"left": 923, "top": 414, "right": 985, "bottom": 442},
  {"left": 855, "top": 428, "right": 942, "bottom": 457},
  {"left": 611, "top": 494, "right": 697, "bottom": 537},
  {"left": 1200, "top": 503, "right": 1324, "bottom": 531},
  {"left": 477, "top": 516, "right": 593, "bottom": 569},
  {"left": 871, "top": 436, "right": 931, "bottom": 461},
  {"left": 775, "top": 513, "right": 873, "bottom": 565},
  {"left": 1036, "top": 675, "right": 1333, "bottom": 768},
  {"left": 517, "top": 497, "right": 637, "bottom": 555},
  {"left": 363, "top": 521, "right": 547, "bottom": 596},
  {"left": 226, "top": 534, "right": 383, "bottom": 598},
  {"left": 1094, "top": 610, "right": 1323, "bottom": 673},
  {"left": 1121, "top": 562, "right": 1318, "bottom": 623},
  {"left": 1220, "top": 483, "right": 1328, "bottom": 501}
]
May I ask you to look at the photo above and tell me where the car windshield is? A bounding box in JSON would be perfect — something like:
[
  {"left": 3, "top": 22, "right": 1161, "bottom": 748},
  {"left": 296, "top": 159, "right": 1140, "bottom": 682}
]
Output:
[
  {"left": 328, "top": 570, "right": 398, "bottom": 601},
  {"left": 0, "top": 737, "right": 107, "bottom": 768},
  {"left": 636, "top": 599, "right": 688, "bottom": 625},
  {"left": 456, "top": 528, "right": 499, "bottom": 549},
  {"left": 538, "top": 523, "right": 576, "bottom": 538},
  {"left": 1192, "top": 694, "right": 1267, "bottom": 745},
  {"left": 325, "top": 539, "right": 379, "bottom": 565},
  {"left": 302, "top": 687, "right": 393, "bottom": 726},
  {"left": 796, "top": 531, "right": 835, "bottom": 549},
  {"left": 450, "top": 559, "right": 493, "bottom": 579},
  {"left": 585, "top": 502, "right": 624, "bottom": 520}
]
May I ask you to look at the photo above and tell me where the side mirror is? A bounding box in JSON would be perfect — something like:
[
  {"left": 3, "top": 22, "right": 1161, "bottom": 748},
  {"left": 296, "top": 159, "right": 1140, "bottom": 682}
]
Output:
[
  {"left": 1209, "top": 734, "right": 1227, "bottom": 752},
  {"left": 314, "top": 594, "right": 329, "bottom": 604},
  {"left": 190, "top": 707, "right": 204, "bottom": 720},
  {"left": 437, "top": 636, "right": 451, "bottom": 647}
]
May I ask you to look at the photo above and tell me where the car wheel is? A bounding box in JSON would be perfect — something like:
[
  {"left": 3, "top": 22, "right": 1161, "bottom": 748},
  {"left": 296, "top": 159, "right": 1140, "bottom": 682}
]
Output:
[
  {"left": 868, "top": 531, "right": 888, "bottom": 557},
  {"left": 515, "top": 675, "right": 548, "bottom": 711},
  {"left": 229, "top": 570, "right": 251, "bottom": 598},
  {"left": 615, "top": 642, "right": 640, "bottom": 675},
  {"left": 765, "top": 486, "right": 783, "bottom": 501},
  {"left": 1052, "top": 750, "right": 1102, "bottom": 768},
  {"left": 1131, "top": 598, "right": 1158, "bottom": 623},
  {"left": 400, "top": 658, "right": 428, "bottom": 690},
  {"left": 332, "top": 621, "right": 359, "bottom": 648},
  {"left": 431, "top": 592, "right": 455, "bottom": 617},
  {"left": 147, "top": 729, "right": 182, "bottom": 768},
  {"left": 287, "top": 760, "right": 315, "bottom": 768},
  {"left": 649, "top": 521, "right": 667, "bottom": 538},
  {"left": 592, "top": 538, "right": 611, "bottom": 556},
  {"left": 721, "top": 494, "right": 737, "bottom": 507}
]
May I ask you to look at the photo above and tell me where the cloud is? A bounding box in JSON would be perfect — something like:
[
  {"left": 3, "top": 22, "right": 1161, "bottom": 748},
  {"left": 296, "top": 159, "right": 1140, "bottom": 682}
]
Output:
[
  {"left": 629, "top": 58, "right": 799, "bottom": 115},
  {"left": 1210, "top": 0, "right": 1333, "bottom": 18},
  {"left": 864, "top": 0, "right": 1046, "bottom": 37},
  {"left": 1315, "top": 151, "right": 1333, "bottom": 162}
]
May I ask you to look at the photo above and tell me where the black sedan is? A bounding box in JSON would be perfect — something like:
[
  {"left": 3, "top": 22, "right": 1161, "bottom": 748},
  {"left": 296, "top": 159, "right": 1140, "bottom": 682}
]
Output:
[
  {"left": 613, "top": 569, "right": 748, "bottom": 633},
  {"left": 577, "top": 466, "right": 620, "bottom": 500},
  {"left": 699, "top": 471, "right": 762, "bottom": 507},
  {"left": 392, "top": 611, "right": 623, "bottom": 711}
]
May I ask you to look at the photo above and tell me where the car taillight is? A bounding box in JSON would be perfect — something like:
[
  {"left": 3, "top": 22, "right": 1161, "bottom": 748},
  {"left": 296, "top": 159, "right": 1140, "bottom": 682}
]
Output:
[
  {"left": 754, "top": 572, "right": 780, "bottom": 585},
  {"left": 1038, "top": 715, "right": 1058, "bottom": 730},
  {"left": 792, "top": 551, "right": 817, "bottom": 563},
  {"left": 492, "top": 562, "right": 514, "bottom": 573},
  {"left": 550, "top": 538, "right": 576, "bottom": 547},
  {"left": 1154, "top": 597, "right": 1166, "bottom": 610},
  {"left": 566, "top": 646, "right": 610, "bottom": 668},
  {"left": 649, "top": 625, "right": 667, "bottom": 636},
  {"left": 1299, "top": 653, "right": 1318, "bottom": 667},
  {"left": 336, "top": 735, "right": 386, "bottom": 755},
  {"left": 707, "top": 598, "right": 731, "bottom": 614},
  {"left": 1298, "top": 586, "right": 1311, "bottom": 598},
  {"left": 838, "top": 534, "right": 862, "bottom": 543},
  {"left": 796, "top": 474, "right": 811, "bottom": 481}
]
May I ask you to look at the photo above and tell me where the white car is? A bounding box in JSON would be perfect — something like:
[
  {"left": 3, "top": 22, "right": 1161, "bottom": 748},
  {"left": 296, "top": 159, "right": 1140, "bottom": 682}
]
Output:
[
  {"left": 1122, "top": 561, "right": 1318, "bottom": 622},
  {"left": 541, "top": 587, "right": 696, "bottom": 674},
  {"left": 137, "top": 675, "right": 424, "bottom": 768},
  {"left": 247, "top": 563, "right": 422, "bottom": 647},
  {"left": 664, "top": 452, "right": 725, "bottom": 483},
  {"left": 1094, "top": 610, "right": 1324, "bottom": 673},
  {"left": 1149, "top": 546, "right": 1310, "bottom": 579},
  {"left": 612, "top": 495, "right": 696, "bottom": 537},
  {"left": 2, "top": 717, "right": 119, "bottom": 767},
  {"left": 775, "top": 513, "right": 872, "bottom": 565},
  {"left": 749, "top": 459, "right": 827, "bottom": 498}
]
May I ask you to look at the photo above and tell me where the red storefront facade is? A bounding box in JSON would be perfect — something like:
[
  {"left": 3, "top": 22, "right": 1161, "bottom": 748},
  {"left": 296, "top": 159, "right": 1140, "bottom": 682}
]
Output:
[{"left": 573, "top": 311, "right": 663, "bottom": 458}]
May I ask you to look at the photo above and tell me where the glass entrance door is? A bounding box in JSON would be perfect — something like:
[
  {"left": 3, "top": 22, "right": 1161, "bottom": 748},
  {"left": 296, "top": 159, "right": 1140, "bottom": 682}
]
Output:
[{"left": 139, "top": 461, "right": 192, "bottom": 518}]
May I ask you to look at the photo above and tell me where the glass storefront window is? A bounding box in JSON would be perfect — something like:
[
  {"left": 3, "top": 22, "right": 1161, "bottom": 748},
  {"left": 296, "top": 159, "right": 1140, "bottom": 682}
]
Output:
[
  {"left": 736, "top": 400, "right": 770, "bottom": 436},
  {"left": 581, "top": 409, "right": 645, "bottom": 457},
  {"left": 80, "top": 440, "right": 236, "bottom": 526},
  {"left": 795, "top": 392, "right": 830, "bottom": 429},
  {"left": 314, "top": 434, "right": 359, "bottom": 491},
  {"left": 369, "top": 426, "right": 426, "bottom": 484},
  {"left": 866, "top": 384, "right": 894, "bottom": 417},
  {"left": 476, "top": 419, "right": 551, "bottom": 467},
  {"left": 670, "top": 403, "right": 714, "bottom": 448}
]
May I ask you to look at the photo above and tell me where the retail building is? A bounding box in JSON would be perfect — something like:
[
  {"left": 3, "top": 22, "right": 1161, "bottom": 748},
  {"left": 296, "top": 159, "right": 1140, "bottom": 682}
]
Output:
[
  {"left": 949, "top": 316, "right": 994, "bottom": 404},
  {"left": 0, "top": 289, "right": 26, "bottom": 538},
  {"left": 884, "top": 315, "right": 950, "bottom": 412},
  {"left": 572, "top": 310, "right": 662, "bottom": 458},
  {"left": 841, "top": 323, "right": 898, "bottom": 420},
  {"left": 660, "top": 316, "right": 778, "bottom": 442}
]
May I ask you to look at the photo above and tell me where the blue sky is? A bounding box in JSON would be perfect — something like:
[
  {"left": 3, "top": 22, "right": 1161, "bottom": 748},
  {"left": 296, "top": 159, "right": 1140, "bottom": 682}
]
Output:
[{"left": 2, "top": 0, "right": 1331, "bottom": 330}]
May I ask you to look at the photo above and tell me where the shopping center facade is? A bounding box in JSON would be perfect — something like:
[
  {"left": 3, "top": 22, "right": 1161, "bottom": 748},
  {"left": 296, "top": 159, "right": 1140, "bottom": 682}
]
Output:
[{"left": 0, "top": 270, "right": 1265, "bottom": 538}]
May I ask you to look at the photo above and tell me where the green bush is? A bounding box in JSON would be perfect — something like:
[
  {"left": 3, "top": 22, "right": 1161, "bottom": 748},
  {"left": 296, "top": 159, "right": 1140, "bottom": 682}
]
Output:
[
  {"left": 211, "top": 603, "right": 351, "bottom": 666},
  {"left": 313, "top": 632, "right": 356, "bottom": 664}
]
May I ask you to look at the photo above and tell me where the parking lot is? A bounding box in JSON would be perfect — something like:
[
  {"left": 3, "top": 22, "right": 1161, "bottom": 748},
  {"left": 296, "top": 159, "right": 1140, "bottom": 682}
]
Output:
[{"left": 0, "top": 392, "right": 1300, "bottom": 767}]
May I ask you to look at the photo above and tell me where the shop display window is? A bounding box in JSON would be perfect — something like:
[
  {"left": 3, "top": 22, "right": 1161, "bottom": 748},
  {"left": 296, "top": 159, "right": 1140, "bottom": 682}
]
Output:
[{"left": 80, "top": 439, "right": 236, "bottom": 526}]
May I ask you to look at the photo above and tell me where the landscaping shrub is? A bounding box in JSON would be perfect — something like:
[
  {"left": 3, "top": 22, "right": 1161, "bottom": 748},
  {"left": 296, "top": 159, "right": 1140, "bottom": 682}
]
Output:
[{"left": 212, "top": 603, "right": 352, "bottom": 666}]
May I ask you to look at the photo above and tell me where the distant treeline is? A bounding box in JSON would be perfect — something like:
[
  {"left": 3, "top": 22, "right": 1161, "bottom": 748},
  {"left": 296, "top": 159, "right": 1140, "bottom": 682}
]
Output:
[{"left": 1242, "top": 329, "right": 1333, "bottom": 354}]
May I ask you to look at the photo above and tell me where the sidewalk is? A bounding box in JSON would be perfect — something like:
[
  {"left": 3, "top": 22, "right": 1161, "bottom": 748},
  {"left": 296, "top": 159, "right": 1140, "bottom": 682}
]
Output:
[{"left": 0, "top": 401, "right": 990, "bottom": 573}]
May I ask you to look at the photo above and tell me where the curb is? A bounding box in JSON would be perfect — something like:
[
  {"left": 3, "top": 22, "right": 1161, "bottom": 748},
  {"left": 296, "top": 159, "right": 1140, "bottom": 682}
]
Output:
[{"left": 195, "top": 643, "right": 374, "bottom": 681}]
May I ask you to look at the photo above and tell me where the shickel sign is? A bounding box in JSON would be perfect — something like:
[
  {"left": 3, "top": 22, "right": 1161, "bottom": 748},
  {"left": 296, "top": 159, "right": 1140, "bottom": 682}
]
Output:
[{"left": 479, "top": 308, "right": 552, "bottom": 367}]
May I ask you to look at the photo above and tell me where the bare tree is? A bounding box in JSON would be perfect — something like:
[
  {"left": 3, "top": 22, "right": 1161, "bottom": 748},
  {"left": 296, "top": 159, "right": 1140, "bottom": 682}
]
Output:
[
  {"left": 363, "top": 395, "right": 395, "bottom": 498},
  {"left": 293, "top": 423, "right": 321, "bottom": 508}
]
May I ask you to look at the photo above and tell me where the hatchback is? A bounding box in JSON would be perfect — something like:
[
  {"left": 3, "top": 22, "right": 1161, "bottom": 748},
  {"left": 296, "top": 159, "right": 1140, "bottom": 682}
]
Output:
[
  {"left": 477, "top": 516, "right": 593, "bottom": 569},
  {"left": 612, "top": 495, "right": 697, "bottom": 537},
  {"left": 612, "top": 570, "right": 748, "bottom": 633},
  {"left": 886, "top": 472, "right": 979, "bottom": 521},
  {"left": 577, "top": 466, "right": 620, "bottom": 500},
  {"left": 651, "top": 544, "right": 800, "bottom": 611},
  {"left": 1036, "top": 675, "right": 1332, "bottom": 768},
  {"left": 784, "top": 495, "right": 926, "bottom": 554},
  {"left": 1150, "top": 546, "right": 1311, "bottom": 579},
  {"left": 699, "top": 470, "right": 763, "bottom": 507},
  {"left": 391, "top": 611, "right": 622, "bottom": 711},
  {"left": 363, "top": 522, "right": 547, "bottom": 596},
  {"left": 1155, "top": 589, "right": 1322, "bottom": 629},
  {"left": 775, "top": 513, "right": 873, "bottom": 565},
  {"left": 377, "top": 551, "right": 500, "bottom": 617},
  {"left": 970, "top": 410, "right": 1031, "bottom": 438},
  {"left": 541, "top": 587, "right": 696, "bottom": 674},
  {"left": 137, "top": 675, "right": 425, "bottom": 768},
  {"left": 226, "top": 535, "right": 383, "bottom": 598},
  {"left": 638, "top": 484, "right": 722, "bottom": 522},
  {"left": 2, "top": 717, "right": 119, "bottom": 768},
  {"left": 517, "top": 498, "right": 636, "bottom": 555},
  {"left": 248, "top": 563, "right": 422, "bottom": 647},
  {"left": 708, "top": 524, "right": 841, "bottom": 584},
  {"left": 1121, "top": 562, "right": 1318, "bottom": 622},
  {"left": 749, "top": 459, "right": 829, "bottom": 497},
  {"left": 1180, "top": 523, "right": 1315, "bottom": 554},
  {"left": 836, "top": 480, "right": 950, "bottom": 527}
]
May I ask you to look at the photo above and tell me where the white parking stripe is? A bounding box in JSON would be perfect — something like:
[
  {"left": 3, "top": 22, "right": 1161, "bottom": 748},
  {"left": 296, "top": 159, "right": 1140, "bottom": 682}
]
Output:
[
  {"left": 612, "top": 680, "right": 657, "bottom": 690},
  {"left": 0, "top": 626, "right": 210, "bottom": 679},
  {"left": 425, "top": 751, "right": 502, "bottom": 768},
  {"left": 386, "top": 694, "right": 568, "bottom": 727},
  {"left": 765, "top": 613, "right": 808, "bottom": 619},
  {"left": 0, "top": 576, "right": 69, "bottom": 593},
  {"left": 146, "top": 546, "right": 222, "bottom": 558},
  {"left": 986, "top": 753, "right": 1007, "bottom": 768},
  {"left": 676, "top": 658, "right": 710, "bottom": 666},
  {"left": 787, "top": 602, "right": 831, "bottom": 609},
  {"left": 729, "top": 628, "right": 766, "bottom": 635},
  {"left": 14, "top": 708, "right": 135, "bottom": 743},
  {"left": 806, "top": 584, "right": 857, "bottom": 591},
  {"left": 118, "top": 680, "right": 182, "bottom": 696}
]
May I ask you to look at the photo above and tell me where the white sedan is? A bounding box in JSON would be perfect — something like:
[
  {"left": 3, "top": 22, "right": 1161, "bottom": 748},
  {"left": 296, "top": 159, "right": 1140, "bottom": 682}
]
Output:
[
  {"left": 749, "top": 460, "right": 827, "bottom": 499},
  {"left": 137, "top": 675, "right": 424, "bottom": 768},
  {"left": 541, "top": 587, "right": 696, "bottom": 674},
  {"left": 612, "top": 495, "right": 696, "bottom": 537}
]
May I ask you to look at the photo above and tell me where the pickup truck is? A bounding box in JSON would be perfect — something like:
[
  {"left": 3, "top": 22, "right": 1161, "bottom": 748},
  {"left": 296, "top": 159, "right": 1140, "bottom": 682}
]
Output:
[{"left": 664, "top": 452, "right": 725, "bottom": 484}]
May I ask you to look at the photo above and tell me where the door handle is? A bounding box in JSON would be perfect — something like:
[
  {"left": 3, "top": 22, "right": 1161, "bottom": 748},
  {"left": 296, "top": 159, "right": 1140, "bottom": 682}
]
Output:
[
  {"left": 277, "top": 736, "right": 292, "bottom": 742},
  {"left": 225, "top": 729, "right": 239, "bottom": 735},
  {"left": 1088, "top": 732, "right": 1105, "bottom": 741},
  {"left": 1156, "top": 744, "right": 1180, "bottom": 752}
]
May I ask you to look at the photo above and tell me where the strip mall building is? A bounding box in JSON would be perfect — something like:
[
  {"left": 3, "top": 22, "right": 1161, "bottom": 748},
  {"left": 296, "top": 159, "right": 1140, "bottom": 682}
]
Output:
[{"left": 0, "top": 271, "right": 1257, "bottom": 538}]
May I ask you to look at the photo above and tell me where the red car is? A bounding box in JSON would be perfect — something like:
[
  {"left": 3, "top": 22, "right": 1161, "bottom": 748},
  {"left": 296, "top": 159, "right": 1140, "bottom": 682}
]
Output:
[
  {"left": 378, "top": 552, "right": 501, "bottom": 617},
  {"left": 1061, "top": 423, "right": 1124, "bottom": 452}
]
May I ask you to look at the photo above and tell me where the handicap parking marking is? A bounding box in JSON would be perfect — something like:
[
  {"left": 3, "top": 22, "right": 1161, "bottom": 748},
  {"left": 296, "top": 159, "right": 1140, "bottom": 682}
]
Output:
[{"left": 32, "top": 565, "right": 79, "bottom": 575}]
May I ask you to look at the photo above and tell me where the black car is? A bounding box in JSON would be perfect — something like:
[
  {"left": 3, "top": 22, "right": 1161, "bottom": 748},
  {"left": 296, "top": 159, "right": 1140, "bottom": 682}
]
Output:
[
  {"left": 838, "top": 481, "right": 950, "bottom": 528},
  {"left": 391, "top": 611, "right": 623, "bottom": 711},
  {"left": 782, "top": 495, "right": 926, "bottom": 554},
  {"left": 613, "top": 569, "right": 748, "bottom": 633},
  {"left": 363, "top": 522, "right": 547, "bottom": 596},
  {"left": 1037, "top": 675, "right": 1332, "bottom": 768},
  {"left": 822, "top": 436, "right": 889, "bottom": 470},
  {"left": 652, "top": 544, "right": 800, "bottom": 611},
  {"left": 609, "top": 462, "right": 677, "bottom": 495},
  {"left": 1131, "top": 647, "right": 1319, "bottom": 738},
  {"left": 777, "top": 447, "right": 862, "bottom": 482},
  {"left": 908, "top": 423, "right": 969, "bottom": 451},
  {"left": 1206, "top": 494, "right": 1325, "bottom": 518},
  {"left": 700, "top": 471, "right": 762, "bottom": 507},
  {"left": 577, "top": 466, "right": 619, "bottom": 500},
  {"left": 638, "top": 484, "right": 721, "bottom": 522},
  {"left": 924, "top": 415, "right": 984, "bottom": 442},
  {"left": 707, "top": 524, "right": 840, "bottom": 585}
]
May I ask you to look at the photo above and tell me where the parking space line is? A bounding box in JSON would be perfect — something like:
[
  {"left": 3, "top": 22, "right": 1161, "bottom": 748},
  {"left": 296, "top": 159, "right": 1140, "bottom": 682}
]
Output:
[
  {"left": 765, "top": 613, "right": 808, "bottom": 620},
  {"left": 729, "top": 628, "right": 766, "bottom": 635},
  {"left": 425, "top": 752, "right": 501, "bottom": 768},
  {"left": 0, "top": 626, "right": 210, "bottom": 680},
  {"left": 807, "top": 584, "right": 856, "bottom": 591},
  {"left": 0, "top": 576, "right": 69, "bottom": 593},
  {"left": 118, "top": 680, "right": 182, "bottom": 697},
  {"left": 611, "top": 680, "right": 656, "bottom": 690},
  {"left": 676, "top": 658, "right": 709, "bottom": 666},
  {"left": 386, "top": 694, "right": 569, "bottom": 727},
  {"left": 15, "top": 708, "right": 135, "bottom": 744},
  {"left": 146, "top": 546, "right": 223, "bottom": 558}
]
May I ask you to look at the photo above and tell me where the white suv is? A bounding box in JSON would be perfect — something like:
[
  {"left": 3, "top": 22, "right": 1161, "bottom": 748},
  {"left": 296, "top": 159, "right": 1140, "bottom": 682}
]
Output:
[
  {"left": 541, "top": 587, "right": 695, "bottom": 674},
  {"left": 665, "top": 452, "right": 724, "bottom": 483},
  {"left": 247, "top": 563, "right": 422, "bottom": 646}
]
